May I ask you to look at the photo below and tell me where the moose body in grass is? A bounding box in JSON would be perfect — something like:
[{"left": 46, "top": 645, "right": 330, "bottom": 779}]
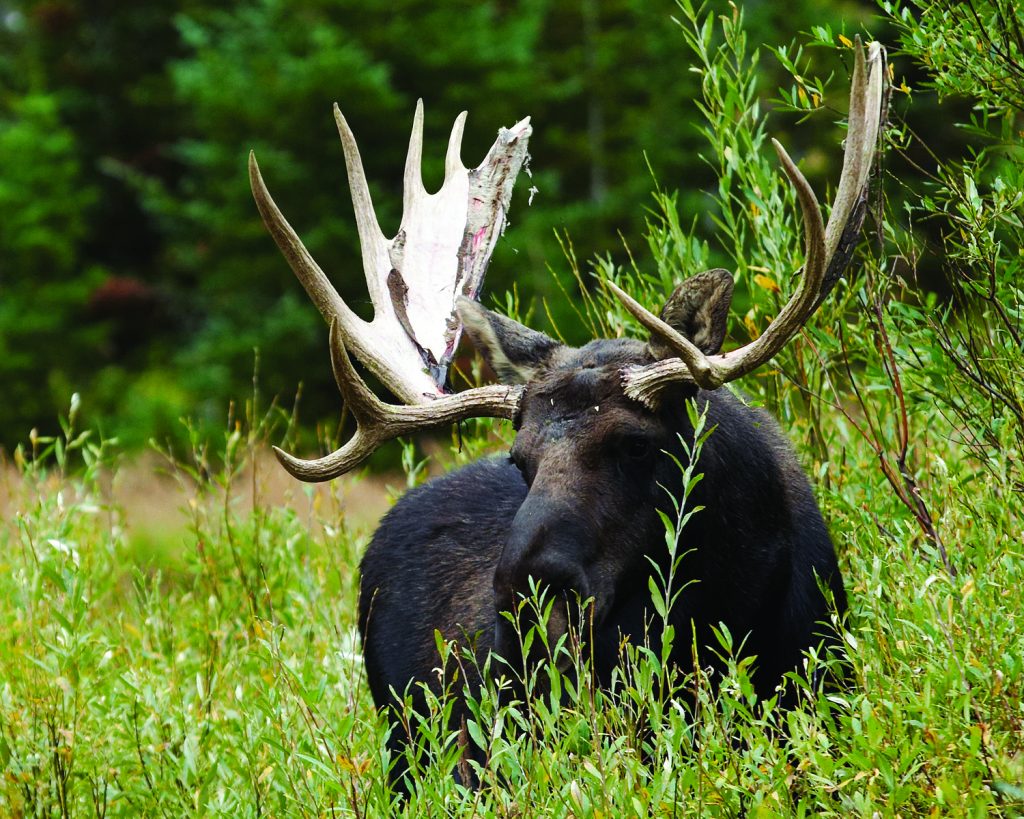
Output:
[
  {"left": 361, "top": 300, "right": 846, "bottom": 733},
  {"left": 249, "top": 41, "right": 884, "bottom": 789}
]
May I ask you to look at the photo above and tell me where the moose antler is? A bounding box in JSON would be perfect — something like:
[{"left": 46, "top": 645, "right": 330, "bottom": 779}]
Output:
[
  {"left": 610, "top": 38, "right": 885, "bottom": 405},
  {"left": 272, "top": 319, "right": 522, "bottom": 481},
  {"left": 252, "top": 102, "right": 531, "bottom": 480}
]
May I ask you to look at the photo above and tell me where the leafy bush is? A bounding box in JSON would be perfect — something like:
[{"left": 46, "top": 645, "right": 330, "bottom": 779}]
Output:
[
  {"left": 1, "top": 339, "right": 1020, "bottom": 815},
  {"left": 880, "top": 0, "right": 1024, "bottom": 480}
]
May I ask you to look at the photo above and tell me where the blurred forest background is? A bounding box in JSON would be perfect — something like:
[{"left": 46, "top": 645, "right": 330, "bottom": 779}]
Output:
[{"left": 0, "top": 0, "right": 990, "bottom": 454}]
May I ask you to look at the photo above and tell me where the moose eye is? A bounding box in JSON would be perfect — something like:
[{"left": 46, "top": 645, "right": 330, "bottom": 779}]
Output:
[{"left": 618, "top": 435, "right": 652, "bottom": 460}]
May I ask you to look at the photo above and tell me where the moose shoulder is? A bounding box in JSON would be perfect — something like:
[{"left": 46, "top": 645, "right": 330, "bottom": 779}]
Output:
[{"left": 249, "top": 39, "right": 884, "bottom": 791}]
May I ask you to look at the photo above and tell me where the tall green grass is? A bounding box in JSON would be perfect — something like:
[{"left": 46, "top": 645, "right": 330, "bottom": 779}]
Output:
[{"left": 1, "top": 371, "right": 1021, "bottom": 816}]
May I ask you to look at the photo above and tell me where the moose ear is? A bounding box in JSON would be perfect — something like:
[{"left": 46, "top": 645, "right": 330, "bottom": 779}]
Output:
[
  {"left": 457, "top": 297, "right": 561, "bottom": 384},
  {"left": 652, "top": 268, "right": 734, "bottom": 358}
]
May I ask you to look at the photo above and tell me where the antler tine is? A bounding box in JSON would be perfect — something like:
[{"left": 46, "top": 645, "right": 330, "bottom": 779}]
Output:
[
  {"left": 403, "top": 100, "right": 427, "bottom": 210},
  {"left": 333, "top": 103, "right": 390, "bottom": 313},
  {"left": 248, "top": 151, "right": 364, "bottom": 334},
  {"left": 445, "top": 111, "right": 468, "bottom": 181},
  {"left": 728, "top": 138, "right": 826, "bottom": 377},
  {"left": 273, "top": 319, "right": 525, "bottom": 482},
  {"left": 824, "top": 39, "right": 880, "bottom": 260},
  {"left": 327, "top": 318, "right": 386, "bottom": 422},
  {"left": 615, "top": 38, "right": 884, "bottom": 401},
  {"left": 271, "top": 320, "right": 387, "bottom": 482}
]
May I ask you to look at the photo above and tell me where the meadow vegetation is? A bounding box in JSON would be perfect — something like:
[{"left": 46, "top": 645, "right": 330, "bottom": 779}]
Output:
[
  {"left": 1, "top": 346, "right": 1020, "bottom": 816},
  {"left": 2, "top": 1, "right": 1023, "bottom": 815}
]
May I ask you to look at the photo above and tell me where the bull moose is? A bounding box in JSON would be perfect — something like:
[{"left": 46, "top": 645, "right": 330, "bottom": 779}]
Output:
[{"left": 249, "top": 41, "right": 884, "bottom": 788}]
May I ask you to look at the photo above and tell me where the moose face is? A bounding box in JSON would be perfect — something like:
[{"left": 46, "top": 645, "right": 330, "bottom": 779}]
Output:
[
  {"left": 457, "top": 271, "right": 735, "bottom": 666},
  {"left": 495, "top": 340, "right": 683, "bottom": 665}
]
